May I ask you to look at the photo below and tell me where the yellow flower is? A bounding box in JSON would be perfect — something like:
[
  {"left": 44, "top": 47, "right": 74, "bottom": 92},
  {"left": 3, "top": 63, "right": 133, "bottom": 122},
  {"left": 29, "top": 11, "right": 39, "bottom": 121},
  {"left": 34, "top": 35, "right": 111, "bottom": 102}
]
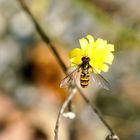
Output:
[{"left": 69, "top": 35, "right": 114, "bottom": 73}]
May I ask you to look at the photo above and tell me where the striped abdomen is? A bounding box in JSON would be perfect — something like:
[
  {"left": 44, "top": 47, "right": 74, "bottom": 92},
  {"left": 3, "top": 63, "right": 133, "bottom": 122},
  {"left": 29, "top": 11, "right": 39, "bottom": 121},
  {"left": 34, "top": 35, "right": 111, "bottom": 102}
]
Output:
[{"left": 80, "top": 70, "right": 90, "bottom": 88}]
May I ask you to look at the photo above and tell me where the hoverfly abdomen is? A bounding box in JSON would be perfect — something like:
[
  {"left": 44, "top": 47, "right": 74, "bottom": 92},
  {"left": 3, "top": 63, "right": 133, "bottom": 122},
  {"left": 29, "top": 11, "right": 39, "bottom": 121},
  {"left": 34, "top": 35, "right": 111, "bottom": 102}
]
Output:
[{"left": 80, "top": 70, "right": 90, "bottom": 88}]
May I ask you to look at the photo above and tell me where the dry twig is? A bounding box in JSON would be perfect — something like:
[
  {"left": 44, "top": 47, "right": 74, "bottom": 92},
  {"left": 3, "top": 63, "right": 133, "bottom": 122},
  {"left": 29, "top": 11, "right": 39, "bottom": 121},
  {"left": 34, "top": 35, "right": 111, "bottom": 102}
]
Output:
[{"left": 54, "top": 86, "right": 76, "bottom": 140}]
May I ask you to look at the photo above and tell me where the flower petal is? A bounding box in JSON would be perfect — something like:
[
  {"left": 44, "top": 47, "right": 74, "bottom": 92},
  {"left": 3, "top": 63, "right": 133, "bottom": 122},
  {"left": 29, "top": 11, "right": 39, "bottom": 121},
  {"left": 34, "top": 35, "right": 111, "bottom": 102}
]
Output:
[
  {"left": 79, "top": 38, "right": 88, "bottom": 51},
  {"left": 69, "top": 48, "right": 83, "bottom": 58},
  {"left": 102, "top": 64, "right": 109, "bottom": 72},
  {"left": 90, "top": 59, "right": 109, "bottom": 73},
  {"left": 103, "top": 53, "right": 114, "bottom": 64},
  {"left": 86, "top": 35, "right": 95, "bottom": 55},
  {"left": 93, "top": 38, "right": 107, "bottom": 50},
  {"left": 106, "top": 44, "right": 114, "bottom": 52},
  {"left": 86, "top": 35, "right": 94, "bottom": 43},
  {"left": 88, "top": 38, "right": 107, "bottom": 57},
  {"left": 89, "top": 60, "right": 101, "bottom": 73},
  {"left": 70, "top": 56, "right": 82, "bottom": 65}
]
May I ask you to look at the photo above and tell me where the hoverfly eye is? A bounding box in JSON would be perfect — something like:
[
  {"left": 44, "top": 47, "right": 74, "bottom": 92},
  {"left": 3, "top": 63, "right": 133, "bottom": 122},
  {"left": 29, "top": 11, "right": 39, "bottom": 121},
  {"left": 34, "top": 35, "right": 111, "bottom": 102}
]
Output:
[
  {"left": 85, "top": 57, "right": 90, "bottom": 62},
  {"left": 81, "top": 57, "right": 86, "bottom": 61},
  {"left": 81, "top": 57, "right": 85, "bottom": 61},
  {"left": 87, "top": 57, "right": 90, "bottom": 61},
  {"left": 81, "top": 56, "right": 90, "bottom": 62}
]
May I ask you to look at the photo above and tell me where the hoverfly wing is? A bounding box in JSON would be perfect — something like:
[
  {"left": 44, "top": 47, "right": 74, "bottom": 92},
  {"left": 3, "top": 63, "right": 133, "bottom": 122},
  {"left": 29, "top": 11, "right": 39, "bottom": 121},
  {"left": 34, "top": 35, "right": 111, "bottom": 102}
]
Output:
[
  {"left": 91, "top": 70, "right": 111, "bottom": 90},
  {"left": 60, "top": 75, "right": 71, "bottom": 88},
  {"left": 60, "top": 66, "right": 80, "bottom": 88}
]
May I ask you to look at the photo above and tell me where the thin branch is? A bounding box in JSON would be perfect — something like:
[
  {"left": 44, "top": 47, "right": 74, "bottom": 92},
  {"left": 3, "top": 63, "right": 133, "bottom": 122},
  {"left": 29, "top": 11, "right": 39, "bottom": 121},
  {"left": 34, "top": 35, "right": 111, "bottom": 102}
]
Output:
[
  {"left": 17, "top": 0, "right": 117, "bottom": 139},
  {"left": 77, "top": 87, "right": 114, "bottom": 134},
  {"left": 54, "top": 87, "right": 76, "bottom": 140}
]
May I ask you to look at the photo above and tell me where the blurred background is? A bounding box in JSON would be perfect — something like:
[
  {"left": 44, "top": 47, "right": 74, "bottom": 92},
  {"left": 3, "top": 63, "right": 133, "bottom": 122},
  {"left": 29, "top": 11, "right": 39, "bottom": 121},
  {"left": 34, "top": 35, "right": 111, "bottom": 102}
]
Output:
[{"left": 0, "top": 0, "right": 140, "bottom": 140}]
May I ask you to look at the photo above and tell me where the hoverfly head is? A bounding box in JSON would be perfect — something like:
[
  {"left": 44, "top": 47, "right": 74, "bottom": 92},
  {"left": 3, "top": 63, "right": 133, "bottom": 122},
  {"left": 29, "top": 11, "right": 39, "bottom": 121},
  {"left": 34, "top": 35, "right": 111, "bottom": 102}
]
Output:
[{"left": 81, "top": 56, "right": 90, "bottom": 63}]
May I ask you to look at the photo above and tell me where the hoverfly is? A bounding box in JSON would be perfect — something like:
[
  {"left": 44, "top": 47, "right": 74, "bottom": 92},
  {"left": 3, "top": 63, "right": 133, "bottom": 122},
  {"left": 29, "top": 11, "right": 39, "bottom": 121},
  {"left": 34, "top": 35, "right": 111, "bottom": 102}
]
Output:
[{"left": 60, "top": 56, "right": 111, "bottom": 90}]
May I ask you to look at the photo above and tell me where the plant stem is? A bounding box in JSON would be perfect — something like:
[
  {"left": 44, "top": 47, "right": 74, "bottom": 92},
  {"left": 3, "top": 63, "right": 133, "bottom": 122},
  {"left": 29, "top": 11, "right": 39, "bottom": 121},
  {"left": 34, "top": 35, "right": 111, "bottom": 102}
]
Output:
[
  {"left": 54, "top": 88, "right": 76, "bottom": 140},
  {"left": 77, "top": 87, "right": 114, "bottom": 134}
]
